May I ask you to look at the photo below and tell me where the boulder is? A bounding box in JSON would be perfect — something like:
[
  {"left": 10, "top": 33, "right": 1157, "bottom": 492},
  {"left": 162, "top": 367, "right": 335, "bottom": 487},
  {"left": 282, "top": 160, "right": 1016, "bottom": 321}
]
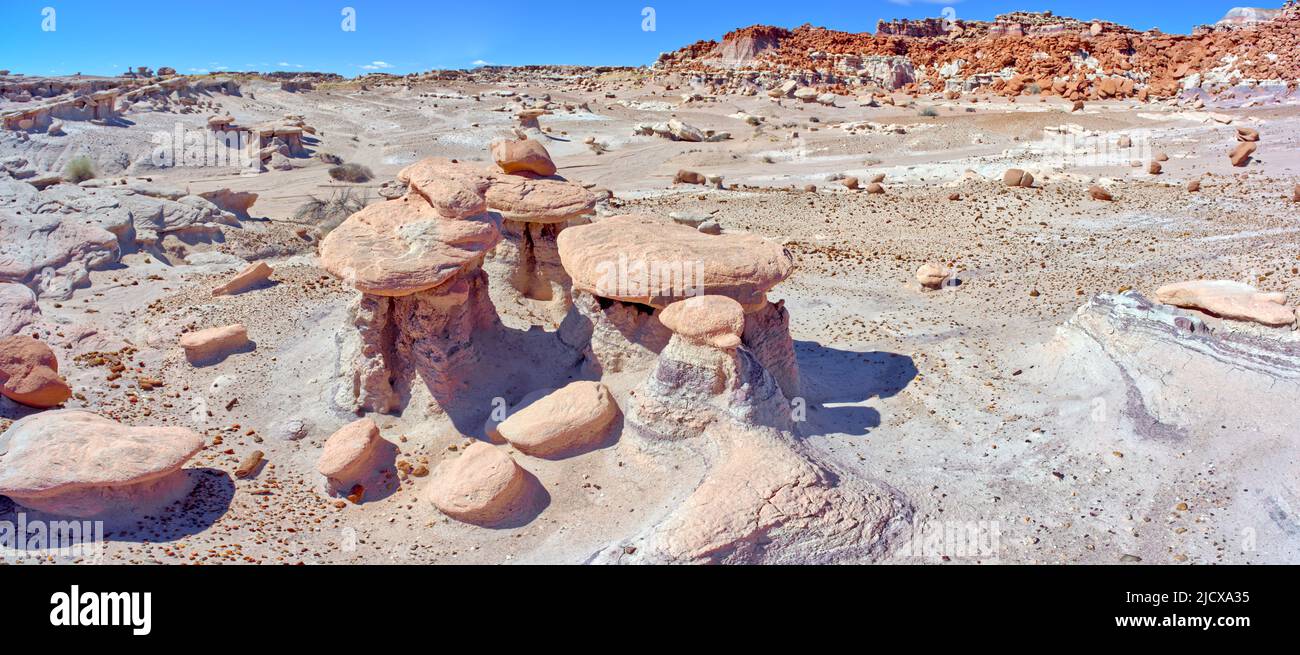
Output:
[
  {"left": 658, "top": 295, "right": 745, "bottom": 348},
  {"left": 675, "top": 170, "right": 707, "bottom": 185},
  {"left": 1003, "top": 169, "right": 1034, "bottom": 188},
  {"left": 179, "top": 324, "right": 250, "bottom": 364},
  {"left": 211, "top": 261, "right": 273, "bottom": 296},
  {"left": 496, "top": 381, "right": 618, "bottom": 458},
  {"left": 317, "top": 418, "right": 383, "bottom": 489},
  {"left": 557, "top": 215, "right": 794, "bottom": 309},
  {"left": 0, "top": 283, "right": 41, "bottom": 338},
  {"left": 1236, "top": 127, "right": 1259, "bottom": 142},
  {"left": 484, "top": 175, "right": 597, "bottom": 223},
  {"left": 426, "top": 442, "right": 534, "bottom": 525},
  {"left": 198, "top": 189, "right": 258, "bottom": 219},
  {"left": 666, "top": 118, "right": 704, "bottom": 142},
  {"left": 1089, "top": 185, "right": 1114, "bottom": 201},
  {"left": 0, "top": 335, "right": 71, "bottom": 408},
  {"left": 491, "top": 138, "right": 557, "bottom": 177},
  {"left": 1156, "top": 281, "right": 1293, "bottom": 327},
  {"left": 1230, "top": 142, "right": 1257, "bottom": 167},
  {"left": 916, "top": 263, "right": 950, "bottom": 290},
  {"left": 0, "top": 410, "right": 203, "bottom": 517}
]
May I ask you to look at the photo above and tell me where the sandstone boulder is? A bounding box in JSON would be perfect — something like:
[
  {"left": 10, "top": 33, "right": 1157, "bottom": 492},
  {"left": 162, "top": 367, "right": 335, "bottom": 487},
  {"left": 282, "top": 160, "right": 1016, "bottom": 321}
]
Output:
[
  {"left": 317, "top": 418, "right": 383, "bottom": 489},
  {"left": 496, "top": 381, "right": 618, "bottom": 458},
  {"left": 179, "top": 324, "right": 250, "bottom": 364},
  {"left": 1089, "top": 185, "right": 1114, "bottom": 201},
  {"left": 916, "top": 263, "right": 950, "bottom": 290},
  {"left": 427, "top": 442, "right": 534, "bottom": 525},
  {"left": 491, "top": 138, "right": 557, "bottom": 177},
  {"left": 1230, "top": 142, "right": 1257, "bottom": 167},
  {"left": 0, "top": 336, "right": 71, "bottom": 408},
  {"left": 211, "top": 261, "right": 273, "bottom": 296},
  {"left": 1156, "top": 281, "right": 1293, "bottom": 327},
  {"left": 1003, "top": 169, "right": 1034, "bottom": 188},
  {"left": 0, "top": 410, "right": 203, "bottom": 517},
  {"left": 658, "top": 296, "right": 745, "bottom": 348}
]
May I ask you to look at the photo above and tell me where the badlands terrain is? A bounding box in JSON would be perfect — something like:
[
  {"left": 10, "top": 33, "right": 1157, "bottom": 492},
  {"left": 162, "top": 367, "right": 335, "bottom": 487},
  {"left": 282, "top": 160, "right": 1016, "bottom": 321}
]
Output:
[{"left": 1, "top": 6, "right": 1299, "bottom": 565}]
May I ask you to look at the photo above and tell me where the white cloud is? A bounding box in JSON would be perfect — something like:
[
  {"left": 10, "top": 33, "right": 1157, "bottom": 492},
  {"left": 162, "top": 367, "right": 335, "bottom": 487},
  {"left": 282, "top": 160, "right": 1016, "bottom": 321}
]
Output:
[
  {"left": 361, "top": 60, "right": 393, "bottom": 70},
  {"left": 471, "top": 59, "right": 492, "bottom": 66}
]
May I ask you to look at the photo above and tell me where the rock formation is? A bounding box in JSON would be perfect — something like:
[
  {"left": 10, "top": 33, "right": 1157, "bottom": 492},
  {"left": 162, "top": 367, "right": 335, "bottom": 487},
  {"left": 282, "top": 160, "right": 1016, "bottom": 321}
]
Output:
[
  {"left": 1155, "top": 281, "right": 1294, "bottom": 327},
  {"left": 556, "top": 215, "right": 800, "bottom": 397},
  {"left": 321, "top": 158, "right": 503, "bottom": 414},
  {"left": 0, "top": 410, "right": 204, "bottom": 517}
]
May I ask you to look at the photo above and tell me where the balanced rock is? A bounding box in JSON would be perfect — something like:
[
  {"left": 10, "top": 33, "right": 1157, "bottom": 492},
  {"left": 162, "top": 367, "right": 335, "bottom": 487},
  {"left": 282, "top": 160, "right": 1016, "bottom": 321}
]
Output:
[
  {"left": 0, "top": 410, "right": 203, "bottom": 517},
  {"left": 1156, "top": 281, "right": 1293, "bottom": 327},
  {"left": 491, "top": 137, "right": 556, "bottom": 177},
  {"left": 427, "top": 442, "right": 533, "bottom": 526},
  {"left": 0, "top": 335, "right": 71, "bottom": 408},
  {"left": 496, "top": 381, "right": 618, "bottom": 458}
]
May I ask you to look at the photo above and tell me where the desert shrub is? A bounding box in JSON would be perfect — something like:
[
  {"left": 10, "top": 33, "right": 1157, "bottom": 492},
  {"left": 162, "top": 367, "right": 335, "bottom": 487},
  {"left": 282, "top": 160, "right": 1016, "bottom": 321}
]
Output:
[
  {"left": 1027, "top": 83, "right": 1042, "bottom": 95},
  {"left": 328, "top": 163, "right": 373, "bottom": 183},
  {"left": 64, "top": 156, "right": 96, "bottom": 183},
  {"left": 918, "top": 107, "right": 940, "bottom": 118},
  {"left": 294, "top": 189, "right": 369, "bottom": 235}
]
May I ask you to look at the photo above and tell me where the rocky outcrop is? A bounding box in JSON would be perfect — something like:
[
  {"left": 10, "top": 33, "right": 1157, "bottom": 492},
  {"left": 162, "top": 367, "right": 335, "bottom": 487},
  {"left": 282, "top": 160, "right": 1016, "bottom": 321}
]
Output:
[
  {"left": 0, "top": 410, "right": 204, "bottom": 517},
  {"left": 0, "top": 178, "right": 240, "bottom": 299},
  {"left": 656, "top": 8, "right": 1300, "bottom": 102}
]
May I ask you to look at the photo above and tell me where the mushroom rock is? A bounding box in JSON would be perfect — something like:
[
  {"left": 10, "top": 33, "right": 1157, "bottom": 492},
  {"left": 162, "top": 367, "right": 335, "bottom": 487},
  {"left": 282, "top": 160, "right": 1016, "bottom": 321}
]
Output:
[
  {"left": 211, "top": 261, "right": 273, "bottom": 296},
  {"left": 0, "top": 335, "right": 72, "bottom": 408},
  {"left": 517, "top": 108, "right": 547, "bottom": 131},
  {"left": 496, "top": 381, "right": 618, "bottom": 458},
  {"left": 557, "top": 216, "right": 799, "bottom": 396},
  {"left": 427, "top": 441, "right": 535, "bottom": 526},
  {"left": 480, "top": 162, "right": 598, "bottom": 323},
  {"left": 1155, "top": 281, "right": 1293, "bottom": 328},
  {"left": 322, "top": 159, "right": 503, "bottom": 414},
  {"left": 0, "top": 410, "right": 204, "bottom": 517},
  {"left": 1230, "top": 142, "right": 1257, "bottom": 167},
  {"left": 491, "top": 137, "right": 557, "bottom": 177},
  {"left": 628, "top": 296, "right": 792, "bottom": 440},
  {"left": 317, "top": 418, "right": 386, "bottom": 494}
]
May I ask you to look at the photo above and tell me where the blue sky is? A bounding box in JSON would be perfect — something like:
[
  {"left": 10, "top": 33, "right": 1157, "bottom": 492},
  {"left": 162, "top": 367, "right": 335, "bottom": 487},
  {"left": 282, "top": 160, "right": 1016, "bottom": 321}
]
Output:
[{"left": 0, "top": 0, "right": 1240, "bottom": 77}]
